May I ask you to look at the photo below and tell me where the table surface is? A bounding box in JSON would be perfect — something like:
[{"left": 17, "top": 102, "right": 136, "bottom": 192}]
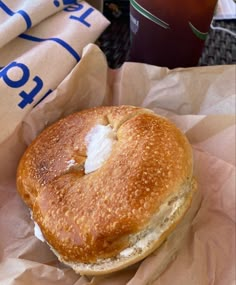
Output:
[{"left": 97, "top": 7, "right": 236, "bottom": 69}]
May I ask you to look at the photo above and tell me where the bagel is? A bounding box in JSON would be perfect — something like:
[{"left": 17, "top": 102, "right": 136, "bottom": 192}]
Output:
[{"left": 16, "top": 105, "right": 197, "bottom": 275}]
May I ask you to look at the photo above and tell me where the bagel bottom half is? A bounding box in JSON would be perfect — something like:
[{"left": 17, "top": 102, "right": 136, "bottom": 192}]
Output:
[
  {"left": 52, "top": 179, "right": 199, "bottom": 276},
  {"left": 88, "top": 186, "right": 201, "bottom": 283},
  {"left": 16, "top": 105, "right": 198, "bottom": 276}
]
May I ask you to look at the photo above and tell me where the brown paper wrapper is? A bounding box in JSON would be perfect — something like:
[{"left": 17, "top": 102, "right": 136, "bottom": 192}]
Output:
[{"left": 0, "top": 44, "right": 235, "bottom": 285}]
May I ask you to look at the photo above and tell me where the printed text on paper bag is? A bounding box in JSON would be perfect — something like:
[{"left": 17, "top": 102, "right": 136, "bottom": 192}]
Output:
[{"left": 0, "top": 1, "right": 96, "bottom": 109}]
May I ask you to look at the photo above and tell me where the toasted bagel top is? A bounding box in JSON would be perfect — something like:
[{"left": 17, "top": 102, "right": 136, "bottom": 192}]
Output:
[{"left": 17, "top": 105, "right": 193, "bottom": 266}]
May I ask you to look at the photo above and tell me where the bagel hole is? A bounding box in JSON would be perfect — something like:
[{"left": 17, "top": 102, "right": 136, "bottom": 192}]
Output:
[{"left": 107, "top": 109, "right": 154, "bottom": 131}]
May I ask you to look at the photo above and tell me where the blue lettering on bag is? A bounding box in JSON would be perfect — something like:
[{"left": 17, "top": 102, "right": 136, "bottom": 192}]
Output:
[
  {"left": 0, "top": 62, "right": 29, "bottom": 88},
  {"left": 63, "top": 2, "right": 83, "bottom": 12},
  {"left": 0, "top": 61, "right": 45, "bottom": 109},
  {"left": 64, "top": 2, "right": 94, "bottom": 28},
  {"left": 53, "top": 0, "right": 76, "bottom": 8},
  {"left": 0, "top": 0, "right": 32, "bottom": 29},
  {"left": 18, "top": 76, "right": 43, "bottom": 109},
  {"left": 19, "top": 34, "right": 81, "bottom": 62},
  {"left": 69, "top": 7, "right": 94, "bottom": 27}
]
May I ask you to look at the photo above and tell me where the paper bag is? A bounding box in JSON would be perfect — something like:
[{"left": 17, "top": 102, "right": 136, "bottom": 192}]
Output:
[
  {"left": 0, "top": 43, "right": 235, "bottom": 285},
  {"left": 0, "top": 0, "right": 109, "bottom": 146}
]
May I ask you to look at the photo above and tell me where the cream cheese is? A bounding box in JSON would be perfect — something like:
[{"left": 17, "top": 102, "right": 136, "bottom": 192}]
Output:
[
  {"left": 84, "top": 124, "right": 116, "bottom": 174},
  {"left": 119, "top": 247, "right": 135, "bottom": 257},
  {"left": 34, "top": 221, "right": 45, "bottom": 242},
  {"left": 66, "top": 159, "right": 76, "bottom": 169},
  {"left": 30, "top": 211, "right": 45, "bottom": 242}
]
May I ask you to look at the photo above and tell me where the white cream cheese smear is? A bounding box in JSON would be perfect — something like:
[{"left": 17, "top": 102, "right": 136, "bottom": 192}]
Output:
[
  {"left": 34, "top": 221, "right": 45, "bottom": 242},
  {"left": 66, "top": 159, "right": 76, "bottom": 169},
  {"left": 85, "top": 124, "right": 116, "bottom": 174},
  {"left": 30, "top": 211, "right": 45, "bottom": 242}
]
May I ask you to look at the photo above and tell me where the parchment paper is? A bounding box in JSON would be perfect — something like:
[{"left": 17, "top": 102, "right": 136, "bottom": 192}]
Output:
[{"left": 0, "top": 44, "right": 235, "bottom": 285}]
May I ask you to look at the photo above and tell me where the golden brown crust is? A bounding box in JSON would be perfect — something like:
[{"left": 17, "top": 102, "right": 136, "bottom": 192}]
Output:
[
  {"left": 16, "top": 105, "right": 194, "bottom": 273},
  {"left": 52, "top": 179, "right": 198, "bottom": 275}
]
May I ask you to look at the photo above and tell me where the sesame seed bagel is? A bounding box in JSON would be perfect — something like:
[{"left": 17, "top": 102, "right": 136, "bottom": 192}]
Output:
[{"left": 16, "top": 105, "right": 197, "bottom": 275}]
